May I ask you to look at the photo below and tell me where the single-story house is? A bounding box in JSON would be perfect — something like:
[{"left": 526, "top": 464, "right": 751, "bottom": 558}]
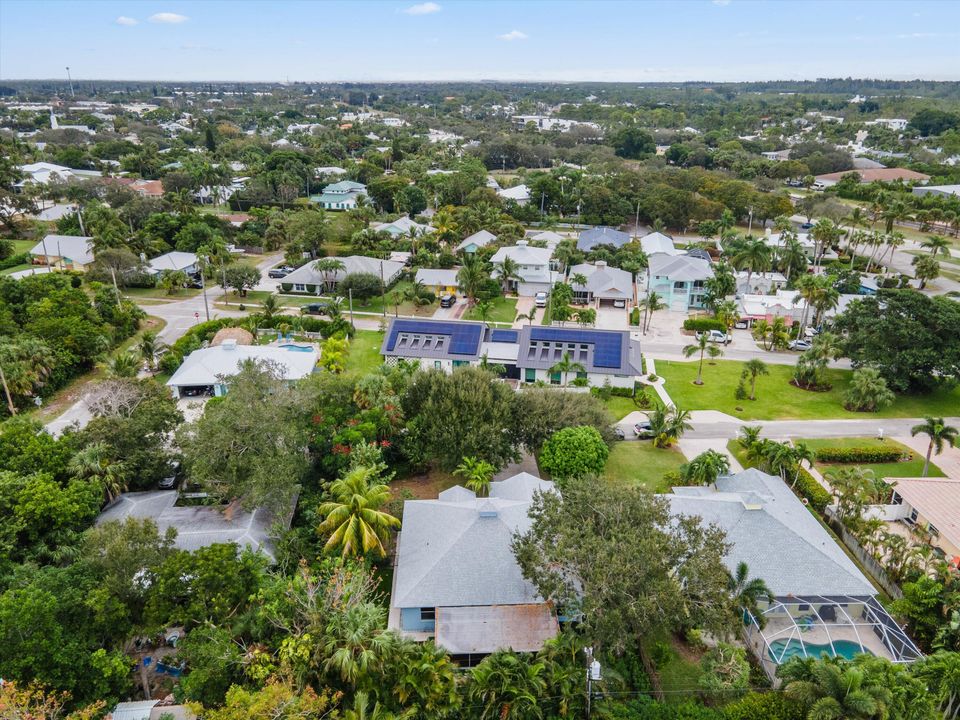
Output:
[
  {"left": 111, "top": 177, "right": 164, "bottom": 198},
  {"left": 388, "top": 472, "right": 559, "bottom": 663},
  {"left": 415, "top": 268, "right": 460, "bottom": 296},
  {"left": 16, "top": 161, "right": 101, "bottom": 188},
  {"left": 528, "top": 230, "right": 564, "bottom": 250},
  {"left": 568, "top": 261, "right": 634, "bottom": 306},
  {"left": 497, "top": 184, "right": 531, "bottom": 205},
  {"left": 490, "top": 240, "right": 558, "bottom": 296},
  {"left": 577, "top": 226, "right": 630, "bottom": 252},
  {"left": 889, "top": 477, "right": 960, "bottom": 561},
  {"left": 737, "top": 291, "right": 804, "bottom": 325},
  {"left": 309, "top": 180, "right": 368, "bottom": 210},
  {"left": 640, "top": 231, "right": 679, "bottom": 257},
  {"left": 813, "top": 168, "right": 930, "bottom": 188},
  {"left": 279, "top": 255, "right": 405, "bottom": 294},
  {"left": 457, "top": 229, "right": 497, "bottom": 254},
  {"left": 912, "top": 184, "right": 960, "bottom": 199},
  {"left": 166, "top": 340, "right": 318, "bottom": 398},
  {"left": 665, "top": 469, "right": 922, "bottom": 678},
  {"left": 515, "top": 325, "right": 643, "bottom": 388},
  {"left": 645, "top": 253, "right": 714, "bottom": 311},
  {"left": 735, "top": 270, "right": 787, "bottom": 296},
  {"left": 373, "top": 215, "right": 433, "bottom": 237},
  {"left": 148, "top": 251, "right": 199, "bottom": 276},
  {"left": 315, "top": 165, "right": 348, "bottom": 177},
  {"left": 30, "top": 202, "right": 77, "bottom": 222},
  {"left": 30, "top": 234, "right": 95, "bottom": 270},
  {"left": 97, "top": 489, "right": 295, "bottom": 563},
  {"left": 381, "top": 318, "right": 488, "bottom": 374}
]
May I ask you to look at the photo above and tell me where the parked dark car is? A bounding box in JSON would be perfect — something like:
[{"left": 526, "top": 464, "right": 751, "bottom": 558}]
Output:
[
  {"left": 303, "top": 302, "right": 332, "bottom": 315},
  {"left": 439, "top": 293, "right": 456, "bottom": 308},
  {"left": 159, "top": 461, "right": 181, "bottom": 490},
  {"left": 268, "top": 266, "right": 293, "bottom": 279},
  {"left": 183, "top": 274, "right": 204, "bottom": 289}
]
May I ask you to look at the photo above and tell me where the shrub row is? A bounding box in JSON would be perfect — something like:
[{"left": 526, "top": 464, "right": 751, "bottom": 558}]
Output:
[
  {"left": 815, "top": 446, "right": 906, "bottom": 463},
  {"left": 630, "top": 307, "right": 641, "bottom": 326},
  {"left": 793, "top": 467, "right": 833, "bottom": 512},
  {"left": 683, "top": 318, "right": 725, "bottom": 332},
  {"left": 0, "top": 251, "right": 30, "bottom": 271}
]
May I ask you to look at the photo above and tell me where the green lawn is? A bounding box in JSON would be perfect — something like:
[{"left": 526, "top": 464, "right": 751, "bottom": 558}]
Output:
[
  {"left": 603, "top": 442, "right": 686, "bottom": 492},
  {"left": 603, "top": 395, "right": 639, "bottom": 420},
  {"left": 11, "top": 239, "right": 34, "bottom": 254},
  {"left": 0, "top": 263, "right": 32, "bottom": 276},
  {"left": 463, "top": 296, "right": 518, "bottom": 324},
  {"left": 642, "top": 629, "right": 705, "bottom": 704},
  {"left": 344, "top": 330, "right": 385, "bottom": 376},
  {"left": 657, "top": 359, "right": 960, "bottom": 420},
  {"left": 124, "top": 286, "right": 202, "bottom": 300},
  {"left": 800, "top": 437, "right": 944, "bottom": 478}
]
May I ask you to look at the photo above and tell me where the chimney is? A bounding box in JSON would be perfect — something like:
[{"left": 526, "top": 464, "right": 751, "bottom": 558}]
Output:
[{"left": 222, "top": 339, "right": 237, "bottom": 351}]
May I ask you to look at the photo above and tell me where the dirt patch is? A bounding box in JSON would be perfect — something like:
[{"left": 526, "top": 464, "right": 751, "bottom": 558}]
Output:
[
  {"left": 670, "top": 633, "right": 706, "bottom": 665},
  {"left": 390, "top": 467, "right": 459, "bottom": 501}
]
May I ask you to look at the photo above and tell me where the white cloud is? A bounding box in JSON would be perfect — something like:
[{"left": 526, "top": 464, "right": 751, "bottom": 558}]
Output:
[
  {"left": 149, "top": 12, "right": 189, "bottom": 24},
  {"left": 402, "top": 2, "right": 441, "bottom": 15},
  {"left": 115, "top": 15, "right": 138, "bottom": 26},
  {"left": 498, "top": 30, "right": 528, "bottom": 41}
]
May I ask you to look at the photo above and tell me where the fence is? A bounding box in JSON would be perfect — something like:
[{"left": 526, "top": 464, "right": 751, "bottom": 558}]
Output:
[{"left": 824, "top": 507, "right": 903, "bottom": 599}]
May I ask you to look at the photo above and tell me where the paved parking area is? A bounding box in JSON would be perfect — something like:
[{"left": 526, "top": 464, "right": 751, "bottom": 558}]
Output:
[{"left": 594, "top": 304, "right": 630, "bottom": 330}]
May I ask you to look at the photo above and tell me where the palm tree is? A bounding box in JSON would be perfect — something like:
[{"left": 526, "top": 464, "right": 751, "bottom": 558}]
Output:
[
  {"left": 313, "top": 258, "right": 346, "bottom": 293},
  {"left": 343, "top": 691, "right": 412, "bottom": 720},
  {"left": 106, "top": 352, "right": 139, "bottom": 378},
  {"left": 259, "top": 293, "right": 281, "bottom": 323},
  {"left": 790, "top": 441, "right": 815, "bottom": 489},
  {"left": 738, "top": 425, "right": 763, "bottom": 450},
  {"left": 780, "top": 658, "right": 892, "bottom": 720},
  {"left": 641, "top": 291, "right": 666, "bottom": 335},
  {"left": 683, "top": 334, "right": 723, "bottom": 385},
  {"left": 742, "top": 358, "right": 768, "bottom": 401},
  {"left": 324, "top": 602, "right": 392, "bottom": 686},
  {"left": 457, "top": 255, "right": 487, "bottom": 306},
  {"left": 648, "top": 404, "right": 693, "bottom": 448},
  {"left": 495, "top": 256, "right": 522, "bottom": 294},
  {"left": 779, "top": 236, "right": 808, "bottom": 282},
  {"left": 910, "top": 417, "right": 959, "bottom": 477},
  {"left": 843, "top": 367, "right": 895, "bottom": 412},
  {"left": 454, "top": 456, "right": 496, "bottom": 497},
  {"left": 809, "top": 218, "right": 842, "bottom": 272},
  {"left": 732, "top": 237, "right": 773, "bottom": 290},
  {"left": 912, "top": 254, "right": 940, "bottom": 289},
  {"left": 548, "top": 351, "right": 585, "bottom": 387},
  {"left": 468, "top": 651, "right": 547, "bottom": 720},
  {"left": 728, "top": 561, "right": 771, "bottom": 629},
  {"left": 137, "top": 331, "right": 166, "bottom": 372},
  {"left": 68, "top": 442, "right": 128, "bottom": 504},
  {"left": 515, "top": 310, "right": 537, "bottom": 326},
  {"left": 474, "top": 300, "right": 493, "bottom": 324},
  {"left": 317, "top": 465, "right": 401, "bottom": 557},
  {"left": 680, "top": 450, "right": 730, "bottom": 486}
]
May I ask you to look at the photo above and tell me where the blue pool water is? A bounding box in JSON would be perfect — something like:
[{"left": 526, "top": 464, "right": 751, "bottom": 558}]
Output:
[
  {"left": 280, "top": 344, "right": 313, "bottom": 352},
  {"left": 768, "top": 638, "right": 871, "bottom": 663}
]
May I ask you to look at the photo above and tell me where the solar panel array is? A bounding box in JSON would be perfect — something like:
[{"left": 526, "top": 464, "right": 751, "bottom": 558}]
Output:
[
  {"left": 529, "top": 327, "right": 624, "bottom": 369},
  {"left": 490, "top": 329, "right": 519, "bottom": 343},
  {"left": 386, "top": 319, "right": 483, "bottom": 355}
]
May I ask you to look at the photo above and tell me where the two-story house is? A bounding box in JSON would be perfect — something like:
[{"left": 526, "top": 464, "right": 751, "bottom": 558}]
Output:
[
  {"left": 645, "top": 253, "right": 714, "bottom": 311},
  {"left": 489, "top": 240, "right": 558, "bottom": 296}
]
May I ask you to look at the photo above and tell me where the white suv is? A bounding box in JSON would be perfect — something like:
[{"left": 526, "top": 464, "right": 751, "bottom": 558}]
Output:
[{"left": 534, "top": 292, "right": 548, "bottom": 307}]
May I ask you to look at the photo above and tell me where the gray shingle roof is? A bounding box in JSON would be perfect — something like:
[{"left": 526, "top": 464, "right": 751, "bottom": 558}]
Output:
[
  {"left": 577, "top": 226, "right": 630, "bottom": 251},
  {"left": 648, "top": 253, "right": 714, "bottom": 282},
  {"left": 569, "top": 262, "right": 634, "bottom": 299},
  {"left": 664, "top": 469, "right": 875, "bottom": 597},
  {"left": 392, "top": 472, "right": 554, "bottom": 608}
]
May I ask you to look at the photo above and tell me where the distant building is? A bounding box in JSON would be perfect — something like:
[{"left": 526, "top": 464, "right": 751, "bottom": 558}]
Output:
[
  {"left": 309, "top": 180, "right": 368, "bottom": 210},
  {"left": 497, "top": 184, "right": 531, "bottom": 205},
  {"left": 16, "top": 161, "right": 101, "bottom": 188},
  {"left": 813, "top": 168, "right": 930, "bottom": 188},
  {"left": 147, "top": 251, "right": 199, "bottom": 276},
  {"left": 639, "top": 231, "right": 679, "bottom": 257},
  {"left": 456, "top": 229, "right": 497, "bottom": 253},
  {"left": 913, "top": 184, "right": 960, "bottom": 199},
  {"left": 568, "top": 261, "right": 634, "bottom": 307},
  {"left": 415, "top": 268, "right": 460, "bottom": 296},
  {"left": 29, "top": 234, "right": 95, "bottom": 270},
  {"left": 577, "top": 226, "right": 630, "bottom": 252},
  {"left": 372, "top": 215, "right": 433, "bottom": 237},
  {"left": 279, "top": 255, "right": 404, "bottom": 294}
]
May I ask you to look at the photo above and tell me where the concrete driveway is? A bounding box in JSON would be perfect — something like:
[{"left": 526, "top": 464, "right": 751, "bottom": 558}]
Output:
[
  {"left": 432, "top": 298, "right": 467, "bottom": 319},
  {"left": 594, "top": 304, "right": 630, "bottom": 330}
]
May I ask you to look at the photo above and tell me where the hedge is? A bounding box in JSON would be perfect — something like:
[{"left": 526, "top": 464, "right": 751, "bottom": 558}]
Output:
[
  {"left": 0, "top": 251, "right": 30, "bottom": 271},
  {"left": 630, "top": 307, "right": 641, "bottom": 326},
  {"left": 792, "top": 468, "right": 832, "bottom": 512},
  {"left": 683, "top": 318, "right": 725, "bottom": 332},
  {"left": 815, "top": 447, "right": 906, "bottom": 463}
]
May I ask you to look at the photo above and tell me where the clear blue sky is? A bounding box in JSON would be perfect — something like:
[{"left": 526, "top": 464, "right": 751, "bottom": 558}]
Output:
[{"left": 2, "top": 0, "right": 958, "bottom": 83}]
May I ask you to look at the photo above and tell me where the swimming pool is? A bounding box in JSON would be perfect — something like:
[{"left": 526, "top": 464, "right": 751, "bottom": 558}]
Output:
[
  {"left": 768, "top": 638, "right": 871, "bottom": 663},
  {"left": 279, "top": 344, "right": 314, "bottom": 352}
]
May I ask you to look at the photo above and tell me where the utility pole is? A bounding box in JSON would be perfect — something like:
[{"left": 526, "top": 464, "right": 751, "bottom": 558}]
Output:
[
  {"left": 584, "top": 646, "right": 601, "bottom": 719},
  {"left": 66, "top": 66, "right": 75, "bottom": 98},
  {"left": 634, "top": 201, "right": 641, "bottom": 239},
  {"left": 109, "top": 266, "right": 122, "bottom": 306},
  {"left": 0, "top": 361, "right": 17, "bottom": 416},
  {"left": 199, "top": 255, "right": 211, "bottom": 322},
  {"left": 379, "top": 261, "right": 386, "bottom": 318},
  {"left": 348, "top": 288, "right": 355, "bottom": 327}
]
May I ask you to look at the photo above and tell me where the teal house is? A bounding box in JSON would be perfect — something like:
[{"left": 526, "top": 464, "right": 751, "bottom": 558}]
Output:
[
  {"left": 646, "top": 253, "right": 714, "bottom": 311},
  {"left": 309, "top": 180, "right": 367, "bottom": 210}
]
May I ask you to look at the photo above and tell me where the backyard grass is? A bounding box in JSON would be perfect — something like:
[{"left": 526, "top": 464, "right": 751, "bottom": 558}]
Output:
[
  {"left": 657, "top": 359, "right": 960, "bottom": 420},
  {"left": 603, "top": 441, "right": 686, "bottom": 492},
  {"left": 463, "top": 296, "right": 518, "bottom": 324},
  {"left": 603, "top": 395, "right": 640, "bottom": 420},
  {"left": 123, "top": 286, "right": 202, "bottom": 300},
  {"left": 642, "top": 629, "right": 705, "bottom": 704},
  {"left": 0, "top": 263, "right": 33, "bottom": 276},
  {"left": 800, "top": 437, "right": 944, "bottom": 478},
  {"left": 344, "top": 330, "right": 385, "bottom": 376}
]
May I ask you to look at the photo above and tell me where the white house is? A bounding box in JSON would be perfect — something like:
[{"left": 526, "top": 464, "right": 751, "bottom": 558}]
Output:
[
  {"left": 497, "top": 184, "right": 531, "bottom": 205},
  {"left": 279, "top": 255, "right": 405, "bottom": 294},
  {"left": 490, "top": 240, "right": 557, "bottom": 296},
  {"left": 16, "top": 162, "right": 101, "bottom": 188},
  {"left": 29, "top": 234, "right": 95, "bottom": 270},
  {"left": 147, "top": 251, "right": 199, "bottom": 276},
  {"left": 639, "top": 231, "right": 680, "bottom": 257},
  {"left": 166, "top": 340, "right": 318, "bottom": 398},
  {"left": 568, "top": 261, "right": 634, "bottom": 306},
  {"left": 372, "top": 215, "right": 433, "bottom": 237},
  {"left": 457, "top": 230, "right": 497, "bottom": 253}
]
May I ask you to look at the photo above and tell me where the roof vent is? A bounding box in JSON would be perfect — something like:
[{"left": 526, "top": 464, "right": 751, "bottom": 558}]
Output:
[
  {"left": 516, "top": 240, "right": 529, "bottom": 248},
  {"left": 222, "top": 339, "right": 238, "bottom": 351},
  {"left": 478, "top": 500, "right": 499, "bottom": 518},
  {"left": 595, "top": 260, "right": 607, "bottom": 268}
]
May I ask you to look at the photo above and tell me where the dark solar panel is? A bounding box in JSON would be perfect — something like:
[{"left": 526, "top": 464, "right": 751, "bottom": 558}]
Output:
[
  {"left": 530, "top": 327, "right": 623, "bottom": 368},
  {"left": 491, "top": 329, "right": 519, "bottom": 343},
  {"left": 386, "top": 319, "right": 483, "bottom": 355}
]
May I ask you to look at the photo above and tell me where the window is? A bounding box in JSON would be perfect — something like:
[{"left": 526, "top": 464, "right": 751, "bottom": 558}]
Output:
[
  {"left": 891, "top": 491, "right": 903, "bottom": 505},
  {"left": 420, "top": 607, "right": 436, "bottom": 621},
  {"left": 693, "top": 280, "right": 705, "bottom": 289},
  {"left": 453, "top": 360, "right": 468, "bottom": 368},
  {"left": 550, "top": 371, "right": 561, "bottom": 385},
  {"left": 525, "top": 368, "right": 536, "bottom": 383},
  {"left": 928, "top": 523, "right": 940, "bottom": 537},
  {"left": 294, "top": 283, "right": 306, "bottom": 293},
  {"left": 434, "top": 361, "right": 442, "bottom": 370},
  {"left": 673, "top": 281, "right": 686, "bottom": 290},
  {"left": 576, "top": 371, "right": 587, "bottom": 380}
]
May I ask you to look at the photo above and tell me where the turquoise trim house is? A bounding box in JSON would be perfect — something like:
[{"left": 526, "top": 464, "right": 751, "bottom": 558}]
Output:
[
  {"left": 309, "top": 180, "right": 367, "bottom": 210},
  {"left": 646, "top": 254, "right": 714, "bottom": 311}
]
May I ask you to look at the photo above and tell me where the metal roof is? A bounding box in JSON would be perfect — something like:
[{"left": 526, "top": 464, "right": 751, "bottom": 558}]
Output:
[
  {"left": 577, "top": 226, "right": 630, "bottom": 251},
  {"left": 516, "top": 325, "right": 643, "bottom": 375},
  {"left": 166, "top": 344, "right": 318, "bottom": 388},
  {"left": 436, "top": 604, "right": 558, "bottom": 655},
  {"left": 381, "top": 317, "right": 486, "bottom": 361}
]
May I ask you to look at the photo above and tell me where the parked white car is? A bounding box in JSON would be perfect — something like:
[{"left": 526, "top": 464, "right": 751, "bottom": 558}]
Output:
[
  {"left": 696, "top": 329, "right": 728, "bottom": 344},
  {"left": 534, "top": 292, "right": 548, "bottom": 308}
]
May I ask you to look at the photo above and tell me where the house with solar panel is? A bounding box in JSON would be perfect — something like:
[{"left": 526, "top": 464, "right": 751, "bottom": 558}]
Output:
[
  {"left": 380, "top": 318, "right": 642, "bottom": 388},
  {"left": 388, "top": 472, "right": 560, "bottom": 664},
  {"left": 309, "top": 180, "right": 367, "bottom": 210}
]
